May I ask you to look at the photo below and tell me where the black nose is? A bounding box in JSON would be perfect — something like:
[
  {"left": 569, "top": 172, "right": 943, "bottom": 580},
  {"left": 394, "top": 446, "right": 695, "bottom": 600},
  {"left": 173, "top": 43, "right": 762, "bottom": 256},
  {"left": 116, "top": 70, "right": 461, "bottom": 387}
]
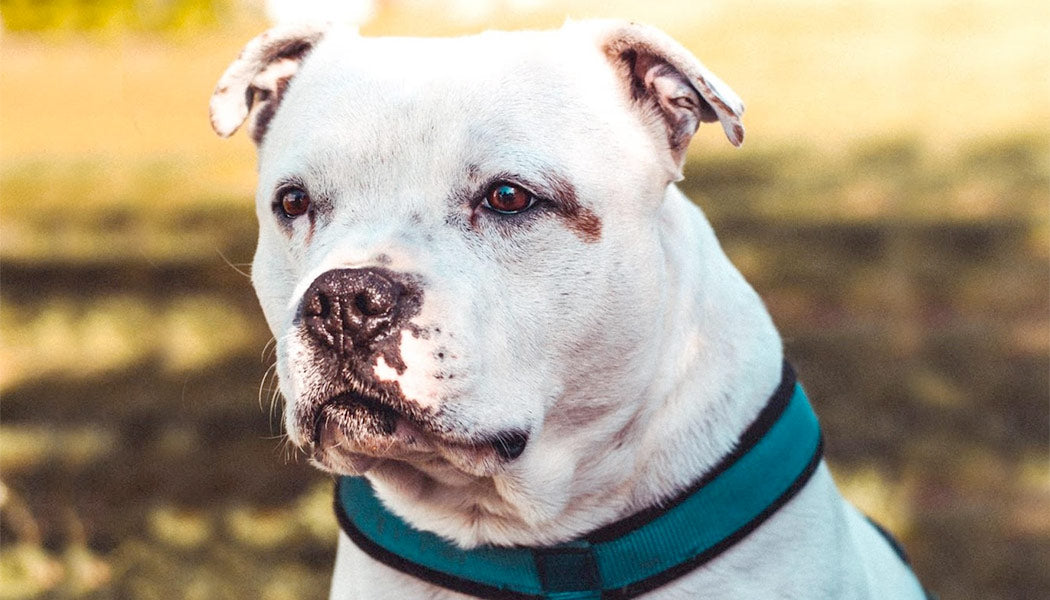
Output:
[{"left": 301, "top": 268, "right": 407, "bottom": 349}]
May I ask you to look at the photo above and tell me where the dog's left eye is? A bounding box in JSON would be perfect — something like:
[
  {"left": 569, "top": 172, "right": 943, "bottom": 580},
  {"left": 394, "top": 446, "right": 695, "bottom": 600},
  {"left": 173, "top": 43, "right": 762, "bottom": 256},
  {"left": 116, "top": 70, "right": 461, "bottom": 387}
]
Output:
[{"left": 483, "top": 183, "right": 536, "bottom": 215}]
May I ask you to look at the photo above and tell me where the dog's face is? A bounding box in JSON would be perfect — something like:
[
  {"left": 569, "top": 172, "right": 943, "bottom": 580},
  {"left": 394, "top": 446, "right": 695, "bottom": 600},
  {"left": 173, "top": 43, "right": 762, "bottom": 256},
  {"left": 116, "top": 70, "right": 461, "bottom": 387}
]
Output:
[{"left": 211, "top": 20, "right": 743, "bottom": 533}]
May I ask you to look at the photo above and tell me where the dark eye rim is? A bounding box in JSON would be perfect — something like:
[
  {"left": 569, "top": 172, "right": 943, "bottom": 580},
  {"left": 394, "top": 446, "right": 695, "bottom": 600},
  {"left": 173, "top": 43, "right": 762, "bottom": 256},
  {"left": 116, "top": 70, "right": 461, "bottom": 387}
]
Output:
[
  {"left": 274, "top": 184, "right": 311, "bottom": 220},
  {"left": 480, "top": 181, "right": 539, "bottom": 215}
]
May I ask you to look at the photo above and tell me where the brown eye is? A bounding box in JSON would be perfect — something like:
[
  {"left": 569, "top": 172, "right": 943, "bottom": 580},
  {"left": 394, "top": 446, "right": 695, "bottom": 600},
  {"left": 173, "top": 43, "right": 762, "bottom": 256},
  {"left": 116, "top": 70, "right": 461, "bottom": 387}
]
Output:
[
  {"left": 484, "top": 183, "right": 534, "bottom": 215},
  {"left": 280, "top": 187, "right": 310, "bottom": 218}
]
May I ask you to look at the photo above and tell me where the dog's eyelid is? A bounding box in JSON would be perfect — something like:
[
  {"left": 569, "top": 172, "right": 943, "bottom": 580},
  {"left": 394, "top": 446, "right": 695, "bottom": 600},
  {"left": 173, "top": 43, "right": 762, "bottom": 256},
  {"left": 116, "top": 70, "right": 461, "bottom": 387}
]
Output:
[
  {"left": 273, "top": 176, "right": 309, "bottom": 197},
  {"left": 484, "top": 176, "right": 531, "bottom": 194}
]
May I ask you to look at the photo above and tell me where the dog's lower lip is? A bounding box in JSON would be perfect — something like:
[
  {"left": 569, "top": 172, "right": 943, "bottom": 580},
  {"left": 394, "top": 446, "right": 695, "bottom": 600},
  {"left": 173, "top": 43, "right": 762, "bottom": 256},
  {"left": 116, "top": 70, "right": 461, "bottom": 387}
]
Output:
[
  {"left": 309, "top": 392, "right": 528, "bottom": 475},
  {"left": 312, "top": 418, "right": 383, "bottom": 473},
  {"left": 311, "top": 390, "right": 400, "bottom": 445}
]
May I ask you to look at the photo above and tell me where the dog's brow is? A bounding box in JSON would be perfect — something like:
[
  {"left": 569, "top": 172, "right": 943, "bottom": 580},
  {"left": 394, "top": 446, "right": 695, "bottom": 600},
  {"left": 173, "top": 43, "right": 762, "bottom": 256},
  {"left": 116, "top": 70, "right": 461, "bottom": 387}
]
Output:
[
  {"left": 275, "top": 174, "right": 307, "bottom": 191},
  {"left": 537, "top": 170, "right": 577, "bottom": 206},
  {"left": 540, "top": 169, "right": 602, "bottom": 243}
]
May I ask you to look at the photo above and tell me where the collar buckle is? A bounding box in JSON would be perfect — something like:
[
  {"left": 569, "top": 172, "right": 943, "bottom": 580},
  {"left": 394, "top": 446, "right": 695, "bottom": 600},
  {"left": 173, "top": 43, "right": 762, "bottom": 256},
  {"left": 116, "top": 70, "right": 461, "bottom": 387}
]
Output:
[{"left": 533, "top": 541, "right": 601, "bottom": 598}]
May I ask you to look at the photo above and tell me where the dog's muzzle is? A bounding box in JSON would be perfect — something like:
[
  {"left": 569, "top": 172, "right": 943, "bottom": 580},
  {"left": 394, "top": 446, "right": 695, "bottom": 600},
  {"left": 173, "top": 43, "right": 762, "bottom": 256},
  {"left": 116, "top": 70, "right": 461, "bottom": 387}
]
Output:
[
  {"left": 291, "top": 267, "right": 426, "bottom": 454},
  {"left": 289, "top": 268, "right": 530, "bottom": 473}
]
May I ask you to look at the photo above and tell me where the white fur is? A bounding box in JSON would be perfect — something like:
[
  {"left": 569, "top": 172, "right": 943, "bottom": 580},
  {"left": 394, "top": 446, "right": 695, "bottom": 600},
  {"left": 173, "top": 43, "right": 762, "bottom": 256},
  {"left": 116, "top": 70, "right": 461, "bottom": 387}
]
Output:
[{"left": 211, "top": 20, "right": 927, "bottom": 599}]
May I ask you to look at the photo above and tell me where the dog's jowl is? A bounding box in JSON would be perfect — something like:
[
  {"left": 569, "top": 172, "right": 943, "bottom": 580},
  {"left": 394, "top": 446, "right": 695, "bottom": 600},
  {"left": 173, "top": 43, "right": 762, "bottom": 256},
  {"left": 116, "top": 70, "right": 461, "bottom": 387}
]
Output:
[{"left": 210, "top": 19, "right": 931, "bottom": 600}]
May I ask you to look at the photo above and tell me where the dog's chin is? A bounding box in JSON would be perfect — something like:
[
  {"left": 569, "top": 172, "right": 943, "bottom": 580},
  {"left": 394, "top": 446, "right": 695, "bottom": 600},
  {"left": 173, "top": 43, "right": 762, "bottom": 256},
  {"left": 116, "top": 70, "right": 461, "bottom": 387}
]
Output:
[{"left": 305, "top": 395, "right": 513, "bottom": 478}]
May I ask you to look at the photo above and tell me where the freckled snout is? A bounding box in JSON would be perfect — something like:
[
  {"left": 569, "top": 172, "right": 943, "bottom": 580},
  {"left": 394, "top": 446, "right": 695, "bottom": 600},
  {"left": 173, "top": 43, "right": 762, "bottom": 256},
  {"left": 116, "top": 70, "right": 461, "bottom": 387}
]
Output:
[
  {"left": 289, "top": 267, "right": 533, "bottom": 474},
  {"left": 299, "top": 268, "right": 421, "bottom": 353}
]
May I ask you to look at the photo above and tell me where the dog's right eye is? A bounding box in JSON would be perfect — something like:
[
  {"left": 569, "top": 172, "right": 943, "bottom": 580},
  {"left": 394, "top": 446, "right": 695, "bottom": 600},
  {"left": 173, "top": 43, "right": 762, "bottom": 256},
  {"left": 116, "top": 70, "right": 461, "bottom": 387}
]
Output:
[
  {"left": 278, "top": 187, "right": 311, "bottom": 218},
  {"left": 482, "top": 183, "right": 536, "bottom": 215}
]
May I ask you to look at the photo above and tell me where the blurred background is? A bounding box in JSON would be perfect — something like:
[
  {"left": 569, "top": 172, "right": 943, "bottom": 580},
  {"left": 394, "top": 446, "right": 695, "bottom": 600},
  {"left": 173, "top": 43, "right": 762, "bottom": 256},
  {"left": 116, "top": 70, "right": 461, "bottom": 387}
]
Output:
[{"left": 0, "top": 0, "right": 1047, "bottom": 598}]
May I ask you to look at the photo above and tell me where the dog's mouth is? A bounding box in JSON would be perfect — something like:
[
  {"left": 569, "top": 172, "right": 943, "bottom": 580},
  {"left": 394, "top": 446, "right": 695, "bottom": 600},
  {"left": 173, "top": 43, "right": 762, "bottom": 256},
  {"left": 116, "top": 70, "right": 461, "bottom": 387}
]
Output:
[
  {"left": 307, "top": 388, "right": 529, "bottom": 476},
  {"left": 311, "top": 391, "right": 401, "bottom": 445}
]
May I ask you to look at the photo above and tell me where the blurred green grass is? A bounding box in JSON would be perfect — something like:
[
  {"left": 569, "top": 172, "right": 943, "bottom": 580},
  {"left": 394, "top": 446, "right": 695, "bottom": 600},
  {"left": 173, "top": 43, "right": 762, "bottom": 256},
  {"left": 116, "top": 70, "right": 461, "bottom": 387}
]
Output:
[{"left": 2, "top": 1, "right": 1049, "bottom": 598}]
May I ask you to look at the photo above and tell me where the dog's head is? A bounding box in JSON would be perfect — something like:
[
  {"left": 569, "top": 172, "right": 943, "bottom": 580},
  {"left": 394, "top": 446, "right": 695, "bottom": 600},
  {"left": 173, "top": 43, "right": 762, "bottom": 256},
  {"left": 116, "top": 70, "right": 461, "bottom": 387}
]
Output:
[{"left": 210, "top": 20, "right": 743, "bottom": 540}]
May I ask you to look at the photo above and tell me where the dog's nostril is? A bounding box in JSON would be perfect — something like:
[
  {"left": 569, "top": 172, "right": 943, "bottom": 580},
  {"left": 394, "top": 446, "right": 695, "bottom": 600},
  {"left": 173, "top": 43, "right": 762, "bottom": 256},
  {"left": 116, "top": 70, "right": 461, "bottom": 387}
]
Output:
[
  {"left": 317, "top": 294, "right": 331, "bottom": 319},
  {"left": 303, "top": 288, "right": 332, "bottom": 320}
]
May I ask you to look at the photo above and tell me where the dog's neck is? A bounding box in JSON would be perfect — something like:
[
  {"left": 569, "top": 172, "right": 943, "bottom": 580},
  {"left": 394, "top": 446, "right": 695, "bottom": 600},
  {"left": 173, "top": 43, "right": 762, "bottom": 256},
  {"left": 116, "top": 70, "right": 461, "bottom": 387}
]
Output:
[
  {"left": 366, "top": 185, "right": 784, "bottom": 548},
  {"left": 626, "top": 185, "right": 784, "bottom": 513}
]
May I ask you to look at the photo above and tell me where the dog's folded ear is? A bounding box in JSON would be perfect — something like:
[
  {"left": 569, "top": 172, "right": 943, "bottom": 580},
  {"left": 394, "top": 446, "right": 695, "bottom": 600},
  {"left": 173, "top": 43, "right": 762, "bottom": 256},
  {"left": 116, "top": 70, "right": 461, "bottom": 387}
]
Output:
[
  {"left": 587, "top": 20, "right": 745, "bottom": 175},
  {"left": 209, "top": 23, "right": 330, "bottom": 143}
]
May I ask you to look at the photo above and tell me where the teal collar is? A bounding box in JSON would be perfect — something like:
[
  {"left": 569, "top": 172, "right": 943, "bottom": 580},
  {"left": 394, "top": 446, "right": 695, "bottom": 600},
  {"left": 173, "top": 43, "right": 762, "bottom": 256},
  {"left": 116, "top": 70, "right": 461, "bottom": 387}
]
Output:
[{"left": 334, "top": 362, "right": 822, "bottom": 599}]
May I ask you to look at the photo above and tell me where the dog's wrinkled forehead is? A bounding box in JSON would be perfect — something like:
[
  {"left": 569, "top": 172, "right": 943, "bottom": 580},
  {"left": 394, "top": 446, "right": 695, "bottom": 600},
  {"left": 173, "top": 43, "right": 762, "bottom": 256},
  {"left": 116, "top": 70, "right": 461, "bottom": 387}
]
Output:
[{"left": 258, "top": 29, "right": 630, "bottom": 197}]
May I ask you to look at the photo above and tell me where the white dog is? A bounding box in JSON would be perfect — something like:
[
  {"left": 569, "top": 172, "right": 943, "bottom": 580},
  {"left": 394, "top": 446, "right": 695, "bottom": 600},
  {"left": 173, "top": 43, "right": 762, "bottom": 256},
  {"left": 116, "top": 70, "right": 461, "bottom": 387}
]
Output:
[{"left": 210, "top": 20, "right": 930, "bottom": 600}]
